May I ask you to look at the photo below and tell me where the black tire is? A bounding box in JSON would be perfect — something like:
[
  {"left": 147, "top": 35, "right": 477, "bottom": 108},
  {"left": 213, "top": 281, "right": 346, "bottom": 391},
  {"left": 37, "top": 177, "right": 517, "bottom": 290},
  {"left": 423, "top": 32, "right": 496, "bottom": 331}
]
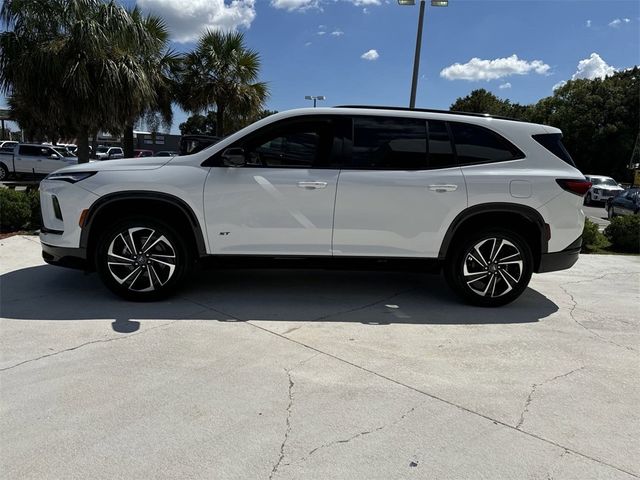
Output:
[
  {"left": 584, "top": 193, "right": 592, "bottom": 206},
  {"left": 95, "top": 217, "right": 192, "bottom": 301},
  {"left": 444, "top": 228, "right": 533, "bottom": 307},
  {"left": 0, "top": 163, "right": 9, "bottom": 181}
]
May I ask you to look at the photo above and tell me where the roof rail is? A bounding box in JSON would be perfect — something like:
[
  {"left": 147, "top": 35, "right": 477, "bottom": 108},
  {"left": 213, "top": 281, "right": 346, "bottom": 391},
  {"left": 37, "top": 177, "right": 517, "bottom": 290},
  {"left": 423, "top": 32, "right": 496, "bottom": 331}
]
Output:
[{"left": 333, "top": 105, "right": 523, "bottom": 122}]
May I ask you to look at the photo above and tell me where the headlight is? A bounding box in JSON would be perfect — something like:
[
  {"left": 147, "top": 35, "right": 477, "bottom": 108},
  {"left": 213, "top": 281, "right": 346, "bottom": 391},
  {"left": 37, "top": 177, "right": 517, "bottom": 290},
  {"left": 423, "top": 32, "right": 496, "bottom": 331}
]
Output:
[{"left": 45, "top": 171, "right": 96, "bottom": 183}]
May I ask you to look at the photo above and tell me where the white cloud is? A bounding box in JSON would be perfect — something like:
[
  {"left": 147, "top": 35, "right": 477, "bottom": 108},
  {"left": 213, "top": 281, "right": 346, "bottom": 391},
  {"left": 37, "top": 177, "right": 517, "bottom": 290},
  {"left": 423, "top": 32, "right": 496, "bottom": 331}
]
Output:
[
  {"left": 363, "top": 7, "right": 370, "bottom": 14},
  {"left": 331, "top": 30, "right": 344, "bottom": 36},
  {"left": 304, "top": 41, "right": 312, "bottom": 46},
  {"left": 440, "top": 54, "right": 550, "bottom": 81},
  {"left": 352, "top": 0, "right": 381, "bottom": 5},
  {"left": 608, "top": 17, "right": 631, "bottom": 27},
  {"left": 571, "top": 52, "right": 616, "bottom": 80},
  {"left": 586, "top": 19, "right": 591, "bottom": 27},
  {"left": 317, "top": 30, "right": 326, "bottom": 35},
  {"left": 361, "top": 49, "right": 379, "bottom": 61},
  {"left": 138, "top": 0, "right": 256, "bottom": 43},
  {"left": 271, "top": 0, "right": 319, "bottom": 11},
  {"left": 499, "top": 82, "right": 511, "bottom": 89},
  {"left": 552, "top": 80, "right": 566, "bottom": 91}
]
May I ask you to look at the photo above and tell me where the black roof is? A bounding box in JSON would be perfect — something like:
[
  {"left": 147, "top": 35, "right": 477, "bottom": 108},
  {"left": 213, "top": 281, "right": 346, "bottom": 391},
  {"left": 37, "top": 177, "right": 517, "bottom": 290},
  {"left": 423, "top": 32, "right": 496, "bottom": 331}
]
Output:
[{"left": 333, "top": 105, "right": 524, "bottom": 122}]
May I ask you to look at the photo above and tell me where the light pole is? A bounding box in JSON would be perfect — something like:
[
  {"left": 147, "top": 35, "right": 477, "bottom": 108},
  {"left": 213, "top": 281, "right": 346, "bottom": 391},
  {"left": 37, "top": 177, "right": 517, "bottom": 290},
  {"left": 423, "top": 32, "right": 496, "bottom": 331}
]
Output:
[
  {"left": 305, "top": 95, "right": 326, "bottom": 107},
  {"left": 398, "top": 0, "right": 448, "bottom": 109}
]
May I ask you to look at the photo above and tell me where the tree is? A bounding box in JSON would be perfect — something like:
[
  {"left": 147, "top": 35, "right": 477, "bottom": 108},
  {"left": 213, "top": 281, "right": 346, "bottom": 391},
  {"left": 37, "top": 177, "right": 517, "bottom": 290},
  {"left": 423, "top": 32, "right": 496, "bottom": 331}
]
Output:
[
  {"left": 179, "top": 112, "right": 218, "bottom": 136},
  {"left": 450, "top": 69, "right": 639, "bottom": 180},
  {"left": 176, "top": 31, "right": 269, "bottom": 137},
  {"left": 0, "top": 0, "right": 173, "bottom": 163},
  {"left": 449, "top": 89, "right": 527, "bottom": 118}
]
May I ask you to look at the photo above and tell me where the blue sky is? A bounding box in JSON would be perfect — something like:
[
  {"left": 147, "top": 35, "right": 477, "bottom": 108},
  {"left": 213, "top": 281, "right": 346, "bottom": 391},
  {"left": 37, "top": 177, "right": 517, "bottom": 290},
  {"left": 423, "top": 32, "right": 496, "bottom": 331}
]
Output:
[{"left": 3, "top": 0, "right": 639, "bottom": 134}]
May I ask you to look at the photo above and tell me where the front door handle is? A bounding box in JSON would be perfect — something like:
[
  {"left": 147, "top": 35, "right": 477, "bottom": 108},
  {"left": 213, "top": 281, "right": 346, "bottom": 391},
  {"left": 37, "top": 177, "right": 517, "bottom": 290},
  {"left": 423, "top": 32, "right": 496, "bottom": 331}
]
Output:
[
  {"left": 297, "top": 181, "right": 328, "bottom": 189},
  {"left": 428, "top": 184, "right": 458, "bottom": 192}
]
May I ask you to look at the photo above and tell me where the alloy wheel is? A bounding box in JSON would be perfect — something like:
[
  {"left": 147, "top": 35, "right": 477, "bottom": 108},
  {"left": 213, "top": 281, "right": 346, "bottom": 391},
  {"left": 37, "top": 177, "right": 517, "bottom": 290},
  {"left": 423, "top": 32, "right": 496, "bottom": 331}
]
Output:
[
  {"left": 463, "top": 237, "right": 523, "bottom": 298},
  {"left": 106, "top": 227, "right": 177, "bottom": 292}
]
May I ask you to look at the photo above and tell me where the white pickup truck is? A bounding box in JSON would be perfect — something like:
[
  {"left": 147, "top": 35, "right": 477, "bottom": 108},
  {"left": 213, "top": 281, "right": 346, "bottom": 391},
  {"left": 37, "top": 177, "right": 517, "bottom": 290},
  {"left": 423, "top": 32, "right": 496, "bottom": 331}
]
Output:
[{"left": 0, "top": 143, "right": 78, "bottom": 180}]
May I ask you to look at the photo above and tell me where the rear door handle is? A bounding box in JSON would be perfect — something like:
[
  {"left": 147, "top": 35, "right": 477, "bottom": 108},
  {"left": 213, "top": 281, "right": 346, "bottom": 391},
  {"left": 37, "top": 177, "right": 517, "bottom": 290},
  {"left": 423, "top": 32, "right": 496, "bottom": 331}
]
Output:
[
  {"left": 428, "top": 184, "right": 458, "bottom": 192},
  {"left": 297, "top": 181, "right": 328, "bottom": 189}
]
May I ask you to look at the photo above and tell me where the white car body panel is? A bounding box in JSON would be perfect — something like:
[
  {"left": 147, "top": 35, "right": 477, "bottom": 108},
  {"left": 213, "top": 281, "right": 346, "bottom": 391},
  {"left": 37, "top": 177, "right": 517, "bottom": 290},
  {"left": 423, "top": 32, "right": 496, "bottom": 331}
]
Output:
[
  {"left": 39, "top": 107, "right": 587, "bottom": 268},
  {"left": 204, "top": 167, "right": 338, "bottom": 255},
  {"left": 333, "top": 167, "right": 467, "bottom": 257}
]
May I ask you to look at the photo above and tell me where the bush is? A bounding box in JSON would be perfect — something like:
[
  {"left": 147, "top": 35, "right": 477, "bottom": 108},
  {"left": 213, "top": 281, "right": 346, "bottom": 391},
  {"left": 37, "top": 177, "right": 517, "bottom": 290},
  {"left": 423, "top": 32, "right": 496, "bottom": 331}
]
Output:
[
  {"left": 26, "top": 189, "right": 41, "bottom": 229},
  {"left": 0, "top": 188, "right": 32, "bottom": 231},
  {"left": 604, "top": 215, "right": 640, "bottom": 253},
  {"left": 581, "top": 218, "right": 607, "bottom": 252}
]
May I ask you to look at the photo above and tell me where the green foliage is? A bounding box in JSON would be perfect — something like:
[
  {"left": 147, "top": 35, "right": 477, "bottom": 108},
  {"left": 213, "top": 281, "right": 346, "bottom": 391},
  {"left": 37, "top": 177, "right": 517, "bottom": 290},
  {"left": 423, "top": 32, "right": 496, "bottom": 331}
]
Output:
[
  {"left": 604, "top": 215, "right": 640, "bottom": 253},
  {"left": 0, "top": 0, "right": 175, "bottom": 162},
  {"left": 176, "top": 30, "right": 269, "bottom": 136},
  {"left": 451, "top": 68, "right": 640, "bottom": 182},
  {"left": 581, "top": 219, "right": 608, "bottom": 253},
  {"left": 0, "top": 188, "right": 31, "bottom": 231},
  {"left": 26, "top": 189, "right": 40, "bottom": 228},
  {"left": 179, "top": 109, "right": 278, "bottom": 137}
]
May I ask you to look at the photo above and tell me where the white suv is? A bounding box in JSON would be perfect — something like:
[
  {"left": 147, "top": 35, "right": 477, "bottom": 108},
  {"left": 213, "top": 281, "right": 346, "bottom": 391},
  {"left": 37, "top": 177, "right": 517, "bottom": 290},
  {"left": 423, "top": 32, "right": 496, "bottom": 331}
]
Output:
[{"left": 39, "top": 107, "right": 590, "bottom": 306}]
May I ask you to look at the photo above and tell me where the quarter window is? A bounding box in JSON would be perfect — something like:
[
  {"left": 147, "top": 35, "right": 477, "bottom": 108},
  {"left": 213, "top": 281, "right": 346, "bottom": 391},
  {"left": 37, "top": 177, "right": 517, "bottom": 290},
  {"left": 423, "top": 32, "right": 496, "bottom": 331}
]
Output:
[
  {"left": 450, "top": 122, "right": 523, "bottom": 165},
  {"left": 351, "top": 116, "right": 427, "bottom": 170}
]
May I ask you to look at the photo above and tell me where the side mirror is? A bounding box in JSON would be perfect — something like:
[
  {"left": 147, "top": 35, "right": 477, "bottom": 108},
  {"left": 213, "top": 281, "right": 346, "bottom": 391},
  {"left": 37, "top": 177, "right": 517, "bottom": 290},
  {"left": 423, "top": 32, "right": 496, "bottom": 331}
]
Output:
[
  {"left": 222, "top": 148, "right": 246, "bottom": 167},
  {"left": 50, "top": 153, "right": 60, "bottom": 159}
]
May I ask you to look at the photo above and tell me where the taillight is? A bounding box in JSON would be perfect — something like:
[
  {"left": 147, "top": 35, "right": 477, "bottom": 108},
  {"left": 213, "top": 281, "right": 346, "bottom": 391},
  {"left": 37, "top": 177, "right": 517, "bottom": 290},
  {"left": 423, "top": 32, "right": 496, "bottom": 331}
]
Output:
[{"left": 556, "top": 179, "right": 592, "bottom": 197}]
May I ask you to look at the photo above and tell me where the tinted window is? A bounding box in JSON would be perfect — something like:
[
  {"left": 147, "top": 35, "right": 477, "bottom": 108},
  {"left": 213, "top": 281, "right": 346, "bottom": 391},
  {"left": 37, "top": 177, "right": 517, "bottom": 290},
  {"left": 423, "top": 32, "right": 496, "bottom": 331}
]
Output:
[
  {"left": 450, "top": 122, "right": 524, "bottom": 165},
  {"left": 532, "top": 133, "right": 575, "bottom": 166},
  {"left": 244, "top": 121, "right": 329, "bottom": 168},
  {"left": 18, "top": 145, "right": 43, "bottom": 156},
  {"left": 427, "top": 120, "right": 456, "bottom": 168},
  {"left": 351, "top": 116, "right": 427, "bottom": 170}
]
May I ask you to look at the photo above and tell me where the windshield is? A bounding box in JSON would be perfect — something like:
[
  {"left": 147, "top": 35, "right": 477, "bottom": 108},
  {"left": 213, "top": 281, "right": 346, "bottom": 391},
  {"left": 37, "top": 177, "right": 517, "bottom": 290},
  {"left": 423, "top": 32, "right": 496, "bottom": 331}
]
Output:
[
  {"left": 96, "top": 147, "right": 108, "bottom": 153},
  {"left": 592, "top": 177, "right": 618, "bottom": 186},
  {"left": 53, "top": 147, "right": 75, "bottom": 157}
]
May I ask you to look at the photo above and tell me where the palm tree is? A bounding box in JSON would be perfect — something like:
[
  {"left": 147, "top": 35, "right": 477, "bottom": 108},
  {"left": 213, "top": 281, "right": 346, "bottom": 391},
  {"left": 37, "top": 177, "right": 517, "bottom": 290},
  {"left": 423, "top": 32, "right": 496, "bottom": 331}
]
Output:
[
  {"left": 177, "top": 31, "right": 268, "bottom": 137},
  {"left": 0, "top": 0, "right": 171, "bottom": 163}
]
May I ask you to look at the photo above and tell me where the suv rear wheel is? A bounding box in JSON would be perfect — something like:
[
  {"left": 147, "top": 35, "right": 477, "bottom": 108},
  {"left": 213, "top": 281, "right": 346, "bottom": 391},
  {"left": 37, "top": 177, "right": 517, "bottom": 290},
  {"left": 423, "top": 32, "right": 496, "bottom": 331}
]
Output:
[
  {"left": 444, "top": 229, "right": 533, "bottom": 307},
  {"left": 96, "top": 217, "right": 191, "bottom": 301}
]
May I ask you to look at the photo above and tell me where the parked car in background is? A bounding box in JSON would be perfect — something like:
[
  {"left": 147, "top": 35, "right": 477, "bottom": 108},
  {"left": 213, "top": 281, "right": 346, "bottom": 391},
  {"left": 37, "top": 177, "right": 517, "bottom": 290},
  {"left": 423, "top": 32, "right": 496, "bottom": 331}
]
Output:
[
  {"left": 39, "top": 106, "right": 589, "bottom": 307},
  {"left": 179, "top": 134, "right": 220, "bottom": 156},
  {"left": 0, "top": 143, "right": 78, "bottom": 180},
  {"left": 95, "top": 146, "right": 124, "bottom": 160},
  {"left": 583, "top": 175, "right": 624, "bottom": 205},
  {"left": 155, "top": 150, "right": 178, "bottom": 157},
  {"left": 0, "top": 140, "right": 18, "bottom": 149},
  {"left": 134, "top": 149, "right": 154, "bottom": 158},
  {"left": 606, "top": 188, "right": 639, "bottom": 218}
]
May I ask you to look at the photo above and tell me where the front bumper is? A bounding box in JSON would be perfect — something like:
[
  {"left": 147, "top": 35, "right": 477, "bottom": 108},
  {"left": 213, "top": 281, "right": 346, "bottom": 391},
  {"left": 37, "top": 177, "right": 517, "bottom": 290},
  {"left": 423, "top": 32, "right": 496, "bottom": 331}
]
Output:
[
  {"left": 42, "top": 242, "right": 88, "bottom": 270},
  {"left": 592, "top": 190, "right": 620, "bottom": 202},
  {"left": 536, "top": 236, "right": 582, "bottom": 273}
]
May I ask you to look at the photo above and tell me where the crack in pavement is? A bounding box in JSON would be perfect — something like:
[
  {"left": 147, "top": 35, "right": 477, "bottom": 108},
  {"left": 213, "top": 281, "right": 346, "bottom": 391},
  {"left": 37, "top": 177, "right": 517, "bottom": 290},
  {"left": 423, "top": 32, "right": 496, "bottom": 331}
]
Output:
[
  {"left": 269, "top": 370, "right": 295, "bottom": 480},
  {"left": 516, "top": 367, "right": 585, "bottom": 430},
  {"left": 0, "top": 319, "right": 183, "bottom": 372},
  {"left": 306, "top": 404, "right": 419, "bottom": 458},
  {"left": 559, "top": 284, "right": 636, "bottom": 352},
  {"left": 244, "top": 322, "right": 639, "bottom": 479}
]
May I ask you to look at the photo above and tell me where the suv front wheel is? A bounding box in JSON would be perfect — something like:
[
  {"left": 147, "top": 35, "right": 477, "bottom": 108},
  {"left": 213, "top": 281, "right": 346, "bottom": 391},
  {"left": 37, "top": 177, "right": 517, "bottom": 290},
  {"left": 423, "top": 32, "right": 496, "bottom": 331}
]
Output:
[
  {"left": 444, "top": 229, "right": 533, "bottom": 307},
  {"left": 96, "top": 217, "right": 191, "bottom": 301}
]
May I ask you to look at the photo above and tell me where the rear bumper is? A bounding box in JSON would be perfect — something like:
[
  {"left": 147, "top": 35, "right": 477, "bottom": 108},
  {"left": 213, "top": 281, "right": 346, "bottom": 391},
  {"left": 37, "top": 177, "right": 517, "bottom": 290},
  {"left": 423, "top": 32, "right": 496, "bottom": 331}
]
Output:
[
  {"left": 536, "top": 236, "right": 582, "bottom": 273},
  {"left": 42, "top": 242, "right": 87, "bottom": 270}
]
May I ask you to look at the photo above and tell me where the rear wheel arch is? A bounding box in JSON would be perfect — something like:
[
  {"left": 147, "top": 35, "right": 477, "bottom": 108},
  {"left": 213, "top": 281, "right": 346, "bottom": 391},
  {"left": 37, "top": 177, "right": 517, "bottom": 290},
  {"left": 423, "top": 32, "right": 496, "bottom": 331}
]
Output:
[
  {"left": 81, "top": 192, "right": 207, "bottom": 269},
  {"left": 439, "top": 203, "right": 547, "bottom": 271}
]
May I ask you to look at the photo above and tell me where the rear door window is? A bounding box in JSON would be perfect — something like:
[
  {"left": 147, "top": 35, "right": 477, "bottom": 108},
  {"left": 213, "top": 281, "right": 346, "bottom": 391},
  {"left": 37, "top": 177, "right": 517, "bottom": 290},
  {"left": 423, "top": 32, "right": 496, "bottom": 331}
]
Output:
[
  {"left": 427, "top": 120, "right": 456, "bottom": 168},
  {"left": 450, "top": 122, "right": 524, "bottom": 165},
  {"left": 350, "top": 116, "right": 427, "bottom": 170},
  {"left": 18, "top": 145, "right": 42, "bottom": 156}
]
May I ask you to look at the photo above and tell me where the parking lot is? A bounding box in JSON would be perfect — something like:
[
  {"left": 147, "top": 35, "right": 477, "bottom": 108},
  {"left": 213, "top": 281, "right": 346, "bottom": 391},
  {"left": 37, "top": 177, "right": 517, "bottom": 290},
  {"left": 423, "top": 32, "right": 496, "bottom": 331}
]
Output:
[{"left": 1, "top": 234, "right": 638, "bottom": 479}]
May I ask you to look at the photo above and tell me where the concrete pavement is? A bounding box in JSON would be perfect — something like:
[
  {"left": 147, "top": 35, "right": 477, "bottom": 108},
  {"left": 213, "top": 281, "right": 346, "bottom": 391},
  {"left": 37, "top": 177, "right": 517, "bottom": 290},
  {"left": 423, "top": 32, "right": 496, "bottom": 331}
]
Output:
[{"left": 1, "top": 235, "right": 639, "bottom": 479}]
